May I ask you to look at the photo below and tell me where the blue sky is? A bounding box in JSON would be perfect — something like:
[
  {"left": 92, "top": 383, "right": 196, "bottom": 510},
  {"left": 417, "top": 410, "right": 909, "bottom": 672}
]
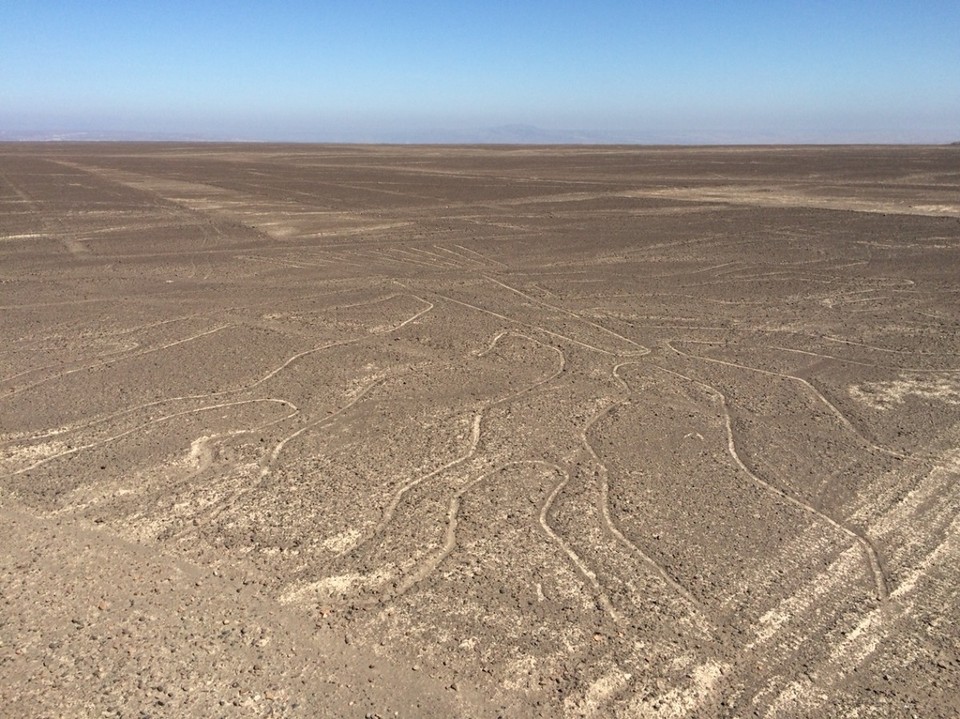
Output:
[{"left": 2, "top": 1, "right": 958, "bottom": 142}]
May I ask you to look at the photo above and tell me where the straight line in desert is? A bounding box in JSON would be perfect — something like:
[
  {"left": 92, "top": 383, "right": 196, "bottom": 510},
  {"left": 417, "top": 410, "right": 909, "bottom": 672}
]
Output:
[
  {"left": 378, "top": 248, "right": 450, "bottom": 270},
  {"left": 434, "top": 292, "right": 622, "bottom": 356},
  {"left": 0, "top": 324, "right": 233, "bottom": 400},
  {"left": 394, "top": 246, "right": 463, "bottom": 269},
  {"left": 452, "top": 243, "right": 509, "bottom": 268},
  {"left": 770, "top": 345, "right": 960, "bottom": 374},
  {"left": 482, "top": 275, "right": 651, "bottom": 355},
  {"left": 767, "top": 511, "right": 960, "bottom": 716},
  {"left": 0, "top": 315, "right": 198, "bottom": 386},
  {"left": 431, "top": 244, "right": 491, "bottom": 269},
  {"left": 823, "top": 335, "right": 960, "bottom": 358},
  {"left": 236, "top": 254, "right": 331, "bottom": 270},
  {"left": 404, "top": 246, "right": 466, "bottom": 268},
  {"left": 629, "top": 186, "right": 960, "bottom": 218}
]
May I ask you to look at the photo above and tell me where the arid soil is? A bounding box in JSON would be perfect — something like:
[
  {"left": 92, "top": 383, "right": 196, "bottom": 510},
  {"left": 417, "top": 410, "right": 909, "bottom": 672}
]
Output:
[{"left": 1, "top": 144, "right": 959, "bottom": 718}]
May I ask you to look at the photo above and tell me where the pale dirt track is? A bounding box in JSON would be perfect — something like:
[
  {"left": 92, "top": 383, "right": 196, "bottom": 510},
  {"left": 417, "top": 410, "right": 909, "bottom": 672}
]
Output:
[{"left": 1, "top": 144, "right": 959, "bottom": 718}]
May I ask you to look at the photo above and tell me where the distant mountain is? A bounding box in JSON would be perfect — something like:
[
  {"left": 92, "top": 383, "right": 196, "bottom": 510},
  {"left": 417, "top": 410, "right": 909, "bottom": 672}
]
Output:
[{"left": 473, "top": 124, "right": 625, "bottom": 144}]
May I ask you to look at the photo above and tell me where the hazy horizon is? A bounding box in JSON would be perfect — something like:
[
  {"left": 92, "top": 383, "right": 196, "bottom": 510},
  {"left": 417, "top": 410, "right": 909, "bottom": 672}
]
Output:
[{"left": 2, "top": 1, "right": 958, "bottom": 144}]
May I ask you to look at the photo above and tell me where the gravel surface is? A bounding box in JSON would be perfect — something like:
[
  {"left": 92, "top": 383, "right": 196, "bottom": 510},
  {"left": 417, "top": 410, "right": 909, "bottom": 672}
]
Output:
[{"left": 2, "top": 144, "right": 958, "bottom": 717}]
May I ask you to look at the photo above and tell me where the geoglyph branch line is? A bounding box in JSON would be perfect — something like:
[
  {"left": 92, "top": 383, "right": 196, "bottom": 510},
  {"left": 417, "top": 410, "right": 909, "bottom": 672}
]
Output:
[
  {"left": 2, "top": 399, "right": 299, "bottom": 479},
  {"left": 588, "top": 367, "right": 700, "bottom": 607},
  {"left": 264, "top": 378, "right": 389, "bottom": 470},
  {"left": 769, "top": 344, "right": 960, "bottom": 373},
  {"left": 358, "top": 330, "right": 566, "bottom": 549},
  {"left": 383, "top": 460, "right": 621, "bottom": 625},
  {"left": 650, "top": 363, "right": 888, "bottom": 601},
  {"left": 2, "top": 324, "right": 233, "bottom": 400},
  {"left": 666, "top": 339, "right": 914, "bottom": 461},
  {"left": 2, "top": 296, "right": 433, "bottom": 446}
]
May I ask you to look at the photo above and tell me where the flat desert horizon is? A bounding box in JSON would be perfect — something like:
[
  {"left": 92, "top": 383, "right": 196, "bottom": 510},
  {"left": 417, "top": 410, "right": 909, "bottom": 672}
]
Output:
[{"left": 1, "top": 143, "right": 958, "bottom": 717}]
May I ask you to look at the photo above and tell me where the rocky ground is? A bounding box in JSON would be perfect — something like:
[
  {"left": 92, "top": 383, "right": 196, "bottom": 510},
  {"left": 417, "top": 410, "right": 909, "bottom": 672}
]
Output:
[{"left": 1, "top": 144, "right": 959, "bottom": 717}]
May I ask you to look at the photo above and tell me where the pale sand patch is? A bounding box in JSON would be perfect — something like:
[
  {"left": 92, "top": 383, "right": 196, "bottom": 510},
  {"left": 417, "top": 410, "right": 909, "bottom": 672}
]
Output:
[
  {"left": 280, "top": 568, "right": 393, "bottom": 605},
  {"left": 1, "top": 440, "right": 71, "bottom": 472},
  {"left": 564, "top": 663, "right": 632, "bottom": 717},
  {"left": 749, "top": 545, "right": 862, "bottom": 649},
  {"left": 321, "top": 528, "right": 362, "bottom": 553},
  {"left": 849, "top": 374, "right": 960, "bottom": 410},
  {"left": 624, "top": 658, "right": 726, "bottom": 718}
]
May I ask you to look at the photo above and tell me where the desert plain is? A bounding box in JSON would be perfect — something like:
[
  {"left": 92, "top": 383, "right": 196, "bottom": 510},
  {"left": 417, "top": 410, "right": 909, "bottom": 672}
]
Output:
[{"left": 1, "top": 143, "right": 959, "bottom": 718}]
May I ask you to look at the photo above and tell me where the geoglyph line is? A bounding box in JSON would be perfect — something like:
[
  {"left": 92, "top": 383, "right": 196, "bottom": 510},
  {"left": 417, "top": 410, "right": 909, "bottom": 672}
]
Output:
[
  {"left": 1, "top": 324, "right": 233, "bottom": 400},
  {"left": 823, "top": 334, "right": 960, "bottom": 357},
  {"left": 304, "top": 330, "right": 603, "bottom": 613},
  {"left": 359, "top": 330, "right": 566, "bottom": 548},
  {"left": 377, "top": 248, "right": 447, "bottom": 270},
  {"left": 264, "top": 377, "right": 388, "bottom": 470},
  {"left": 537, "top": 461, "right": 622, "bottom": 623},
  {"left": 0, "top": 315, "right": 200, "bottom": 386},
  {"left": 766, "top": 510, "right": 959, "bottom": 716},
  {"left": 483, "top": 275, "right": 650, "bottom": 355},
  {"left": 376, "top": 461, "right": 585, "bottom": 604},
  {"left": 453, "top": 243, "right": 508, "bottom": 268},
  {"left": 666, "top": 339, "right": 916, "bottom": 461},
  {"left": 434, "top": 292, "right": 622, "bottom": 356},
  {"left": 650, "top": 363, "right": 888, "bottom": 602},
  {"left": 382, "top": 458, "right": 621, "bottom": 624},
  {"left": 2, "top": 296, "right": 432, "bottom": 446},
  {"left": 431, "top": 244, "right": 489, "bottom": 269},
  {"left": 769, "top": 344, "right": 960, "bottom": 374},
  {"left": 587, "top": 364, "right": 701, "bottom": 606},
  {"left": 360, "top": 326, "right": 651, "bottom": 625},
  {"left": 404, "top": 246, "right": 465, "bottom": 269},
  {"left": 2, "top": 398, "right": 299, "bottom": 478}
]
